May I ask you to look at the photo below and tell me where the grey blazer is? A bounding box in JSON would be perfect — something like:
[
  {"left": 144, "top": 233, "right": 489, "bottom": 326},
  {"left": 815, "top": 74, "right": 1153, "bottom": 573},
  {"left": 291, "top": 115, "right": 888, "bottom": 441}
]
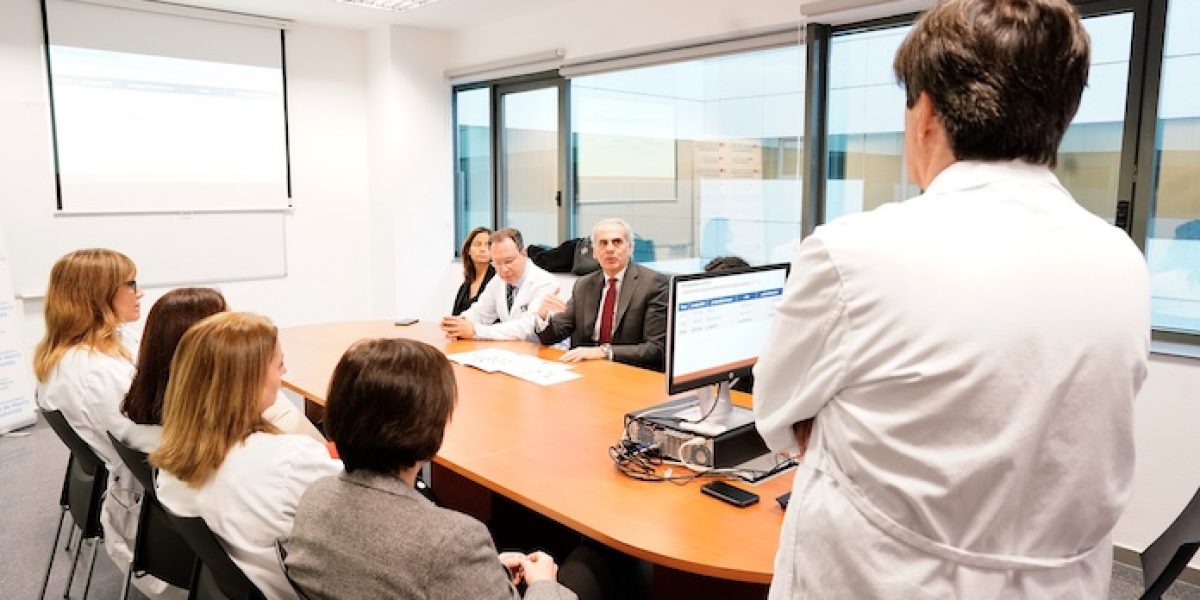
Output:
[
  {"left": 284, "top": 471, "right": 577, "bottom": 600},
  {"left": 537, "top": 262, "right": 668, "bottom": 372}
]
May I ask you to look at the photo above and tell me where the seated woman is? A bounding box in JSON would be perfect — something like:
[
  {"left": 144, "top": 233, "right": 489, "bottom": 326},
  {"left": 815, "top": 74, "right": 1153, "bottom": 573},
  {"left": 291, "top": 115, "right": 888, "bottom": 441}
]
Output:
[
  {"left": 33, "top": 248, "right": 156, "bottom": 592},
  {"left": 453, "top": 226, "right": 496, "bottom": 315},
  {"left": 285, "top": 338, "right": 577, "bottom": 600},
  {"left": 153, "top": 312, "right": 341, "bottom": 600},
  {"left": 117, "top": 288, "right": 322, "bottom": 453}
]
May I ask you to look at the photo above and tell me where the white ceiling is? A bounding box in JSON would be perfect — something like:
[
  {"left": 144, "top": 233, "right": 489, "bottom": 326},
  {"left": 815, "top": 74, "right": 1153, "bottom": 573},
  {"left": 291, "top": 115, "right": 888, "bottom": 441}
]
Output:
[{"left": 162, "top": 0, "right": 568, "bottom": 31}]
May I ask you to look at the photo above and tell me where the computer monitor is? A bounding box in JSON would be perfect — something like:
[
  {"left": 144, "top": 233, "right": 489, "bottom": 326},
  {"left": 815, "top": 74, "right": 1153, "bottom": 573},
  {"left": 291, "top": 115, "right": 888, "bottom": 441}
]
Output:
[{"left": 665, "top": 263, "right": 789, "bottom": 435}]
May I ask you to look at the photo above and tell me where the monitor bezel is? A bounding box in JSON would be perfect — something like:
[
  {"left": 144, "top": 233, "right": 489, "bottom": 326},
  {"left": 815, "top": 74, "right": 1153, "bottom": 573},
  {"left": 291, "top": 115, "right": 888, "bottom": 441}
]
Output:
[{"left": 665, "top": 262, "right": 790, "bottom": 397}]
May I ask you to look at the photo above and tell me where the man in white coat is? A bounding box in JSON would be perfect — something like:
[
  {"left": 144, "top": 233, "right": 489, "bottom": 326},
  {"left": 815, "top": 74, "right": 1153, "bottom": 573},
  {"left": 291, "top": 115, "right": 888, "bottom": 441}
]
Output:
[
  {"left": 441, "top": 227, "right": 558, "bottom": 342},
  {"left": 753, "top": 0, "right": 1150, "bottom": 598}
]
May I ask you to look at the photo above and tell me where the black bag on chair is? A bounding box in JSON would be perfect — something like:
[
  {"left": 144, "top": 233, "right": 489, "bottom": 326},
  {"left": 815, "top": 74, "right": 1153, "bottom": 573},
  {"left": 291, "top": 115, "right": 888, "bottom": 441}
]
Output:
[
  {"left": 571, "top": 238, "right": 601, "bottom": 275},
  {"left": 530, "top": 238, "right": 599, "bottom": 275}
]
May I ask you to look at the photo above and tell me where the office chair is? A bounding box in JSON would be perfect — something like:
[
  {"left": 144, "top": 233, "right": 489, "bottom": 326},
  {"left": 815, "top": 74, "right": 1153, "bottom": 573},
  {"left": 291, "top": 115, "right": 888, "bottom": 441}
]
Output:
[
  {"left": 38, "top": 409, "right": 109, "bottom": 600},
  {"left": 274, "top": 538, "right": 312, "bottom": 600},
  {"left": 164, "top": 511, "right": 266, "bottom": 600},
  {"left": 1140, "top": 485, "right": 1200, "bottom": 600},
  {"left": 107, "top": 432, "right": 196, "bottom": 599}
]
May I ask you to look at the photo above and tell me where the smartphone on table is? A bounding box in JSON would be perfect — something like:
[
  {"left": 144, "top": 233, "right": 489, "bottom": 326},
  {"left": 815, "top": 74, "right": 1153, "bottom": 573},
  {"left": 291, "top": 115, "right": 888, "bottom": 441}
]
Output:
[{"left": 700, "top": 481, "right": 759, "bottom": 507}]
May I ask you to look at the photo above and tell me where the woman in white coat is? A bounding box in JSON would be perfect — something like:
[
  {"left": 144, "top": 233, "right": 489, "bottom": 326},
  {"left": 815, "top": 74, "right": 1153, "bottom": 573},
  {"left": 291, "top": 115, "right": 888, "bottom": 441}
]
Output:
[
  {"left": 152, "top": 312, "right": 341, "bottom": 600},
  {"left": 115, "top": 287, "right": 324, "bottom": 453},
  {"left": 33, "top": 248, "right": 158, "bottom": 593}
]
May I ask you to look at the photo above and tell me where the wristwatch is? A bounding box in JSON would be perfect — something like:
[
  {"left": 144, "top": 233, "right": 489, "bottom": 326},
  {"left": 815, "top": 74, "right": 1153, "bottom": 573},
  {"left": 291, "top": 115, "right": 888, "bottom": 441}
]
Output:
[{"left": 600, "top": 343, "right": 613, "bottom": 361}]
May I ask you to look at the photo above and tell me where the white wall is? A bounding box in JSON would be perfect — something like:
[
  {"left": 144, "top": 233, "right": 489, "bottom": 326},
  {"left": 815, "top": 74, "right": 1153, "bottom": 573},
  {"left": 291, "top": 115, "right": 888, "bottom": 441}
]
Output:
[
  {"left": 367, "top": 25, "right": 457, "bottom": 322},
  {"left": 0, "top": 0, "right": 381, "bottom": 346},
  {"left": 449, "top": 0, "right": 801, "bottom": 71}
]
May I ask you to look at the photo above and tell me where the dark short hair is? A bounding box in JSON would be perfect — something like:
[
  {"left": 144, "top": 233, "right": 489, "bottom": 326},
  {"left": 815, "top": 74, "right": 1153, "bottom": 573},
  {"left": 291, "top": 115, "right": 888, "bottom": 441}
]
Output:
[
  {"left": 893, "top": 0, "right": 1090, "bottom": 167},
  {"left": 122, "top": 288, "right": 228, "bottom": 425},
  {"left": 324, "top": 338, "right": 457, "bottom": 474},
  {"left": 490, "top": 227, "right": 524, "bottom": 251},
  {"left": 704, "top": 256, "right": 750, "bottom": 272},
  {"left": 460, "top": 226, "right": 492, "bottom": 283}
]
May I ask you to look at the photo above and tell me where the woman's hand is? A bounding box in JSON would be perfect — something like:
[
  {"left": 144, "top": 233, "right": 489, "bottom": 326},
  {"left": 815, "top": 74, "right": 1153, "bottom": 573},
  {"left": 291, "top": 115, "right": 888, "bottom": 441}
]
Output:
[
  {"left": 497, "top": 551, "right": 525, "bottom": 585},
  {"left": 519, "top": 551, "right": 558, "bottom": 584}
]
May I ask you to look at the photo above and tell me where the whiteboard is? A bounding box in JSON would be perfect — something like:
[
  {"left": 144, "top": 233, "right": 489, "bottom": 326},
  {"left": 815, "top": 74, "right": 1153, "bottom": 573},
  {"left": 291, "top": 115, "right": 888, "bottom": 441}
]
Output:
[{"left": 11, "top": 211, "right": 288, "bottom": 298}]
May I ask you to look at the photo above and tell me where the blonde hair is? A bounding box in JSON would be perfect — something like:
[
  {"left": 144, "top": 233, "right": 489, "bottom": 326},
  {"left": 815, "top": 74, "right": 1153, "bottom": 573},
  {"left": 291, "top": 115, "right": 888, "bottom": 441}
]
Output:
[
  {"left": 34, "top": 249, "right": 136, "bottom": 381},
  {"left": 150, "top": 312, "right": 280, "bottom": 487}
]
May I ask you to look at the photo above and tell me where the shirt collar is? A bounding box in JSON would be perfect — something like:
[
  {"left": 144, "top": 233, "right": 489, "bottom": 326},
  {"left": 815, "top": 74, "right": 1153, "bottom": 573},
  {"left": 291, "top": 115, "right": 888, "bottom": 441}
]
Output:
[
  {"left": 508, "top": 263, "right": 530, "bottom": 290},
  {"left": 603, "top": 265, "right": 628, "bottom": 285},
  {"left": 922, "top": 160, "right": 1063, "bottom": 197}
]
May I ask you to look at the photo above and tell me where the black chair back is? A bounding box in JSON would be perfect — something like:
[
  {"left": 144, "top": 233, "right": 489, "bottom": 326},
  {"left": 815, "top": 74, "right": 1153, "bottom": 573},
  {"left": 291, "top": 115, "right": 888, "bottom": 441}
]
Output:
[
  {"left": 41, "top": 410, "right": 108, "bottom": 537},
  {"left": 107, "top": 432, "right": 195, "bottom": 590},
  {"left": 107, "top": 432, "right": 155, "bottom": 492},
  {"left": 164, "top": 512, "right": 265, "bottom": 600},
  {"left": 1141, "top": 486, "right": 1200, "bottom": 600}
]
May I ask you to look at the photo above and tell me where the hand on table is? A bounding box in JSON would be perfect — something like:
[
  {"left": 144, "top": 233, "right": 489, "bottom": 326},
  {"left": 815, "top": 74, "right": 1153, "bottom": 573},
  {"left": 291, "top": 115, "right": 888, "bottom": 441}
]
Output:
[
  {"left": 559, "top": 346, "right": 605, "bottom": 363},
  {"left": 440, "top": 316, "right": 476, "bottom": 339}
]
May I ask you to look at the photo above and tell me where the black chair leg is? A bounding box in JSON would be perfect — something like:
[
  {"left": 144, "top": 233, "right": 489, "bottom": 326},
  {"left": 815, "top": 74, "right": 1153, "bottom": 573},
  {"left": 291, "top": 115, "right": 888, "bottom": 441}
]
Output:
[
  {"left": 63, "top": 532, "right": 83, "bottom": 599},
  {"left": 65, "top": 527, "right": 76, "bottom": 553},
  {"left": 80, "top": 539, "right": 101, "bottom": 600},
  {"left": 38, "top": 508, "right": 68, "bottom": 600}
]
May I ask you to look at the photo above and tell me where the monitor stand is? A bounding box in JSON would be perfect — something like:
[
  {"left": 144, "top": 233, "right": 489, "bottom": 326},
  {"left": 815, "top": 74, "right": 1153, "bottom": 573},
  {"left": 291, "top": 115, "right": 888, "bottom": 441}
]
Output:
[{"left": 677, "top": 381, "right": 734, "bottom": 436}]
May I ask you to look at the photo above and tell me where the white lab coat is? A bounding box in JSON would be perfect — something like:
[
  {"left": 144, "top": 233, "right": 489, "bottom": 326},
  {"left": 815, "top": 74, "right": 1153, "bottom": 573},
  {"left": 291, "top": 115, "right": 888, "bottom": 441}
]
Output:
[
  {"left": 461, "top": 261, "right": 559, "bottom": 341},
  {"left": 754, "top": 161, "right": 1150, "bottom": 599},
  {"left": 35, "top": 344, "right": 178, "bottom": 597},
  {"left": 157, "top": 432, "right": 342, "bottom": 600}
]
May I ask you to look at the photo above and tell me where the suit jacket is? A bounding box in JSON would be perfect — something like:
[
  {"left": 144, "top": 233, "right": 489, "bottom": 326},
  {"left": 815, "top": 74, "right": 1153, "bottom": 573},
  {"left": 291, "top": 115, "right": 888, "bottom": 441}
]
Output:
[
  {"left": 285, "top": 470, "right": 577, "bottom": 600},
  {"left": 537, "top": 262, "right": 667, "bottom": 371}
]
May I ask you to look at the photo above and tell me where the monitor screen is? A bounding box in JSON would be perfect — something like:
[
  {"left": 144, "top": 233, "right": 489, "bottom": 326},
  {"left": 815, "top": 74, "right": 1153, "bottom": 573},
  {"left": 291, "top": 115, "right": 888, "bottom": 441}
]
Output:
[{"left": 666, "top": 263, "right": 789, "bottom": 395}]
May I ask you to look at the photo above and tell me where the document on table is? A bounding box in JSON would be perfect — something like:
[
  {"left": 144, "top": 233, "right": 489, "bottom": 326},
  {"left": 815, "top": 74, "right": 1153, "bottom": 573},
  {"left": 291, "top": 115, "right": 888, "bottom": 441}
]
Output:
[{"left": 447, "top": 348, "right": 581, "bottom": 386}]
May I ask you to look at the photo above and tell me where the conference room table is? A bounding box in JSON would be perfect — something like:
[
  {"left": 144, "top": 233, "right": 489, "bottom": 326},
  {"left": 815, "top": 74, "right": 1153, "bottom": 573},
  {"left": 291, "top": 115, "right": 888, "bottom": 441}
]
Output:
[{"left": 279, "top": 320, "right": 794, "bottom": 593}]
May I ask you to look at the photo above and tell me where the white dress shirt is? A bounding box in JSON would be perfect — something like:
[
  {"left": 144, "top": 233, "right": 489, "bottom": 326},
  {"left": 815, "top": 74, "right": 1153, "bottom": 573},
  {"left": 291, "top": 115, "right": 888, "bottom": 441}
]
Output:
[
  {"left": 591, "top": 266, "right": 626, "bottom": 342},
  {"left": 461, "top": 261, "right": 558, "bottom": 341},
  {"left": 754, "top": 161, "right": 1150, "bottom": 599},
  {"left": 157, "top": 433, "right": 342, "bottom": 600}
]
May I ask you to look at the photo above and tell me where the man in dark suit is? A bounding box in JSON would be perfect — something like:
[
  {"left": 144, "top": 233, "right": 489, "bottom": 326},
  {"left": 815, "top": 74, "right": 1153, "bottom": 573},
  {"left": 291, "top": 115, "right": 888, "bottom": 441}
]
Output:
[{"left": 536, "top": 218, "right": 667, "bottom": 371}]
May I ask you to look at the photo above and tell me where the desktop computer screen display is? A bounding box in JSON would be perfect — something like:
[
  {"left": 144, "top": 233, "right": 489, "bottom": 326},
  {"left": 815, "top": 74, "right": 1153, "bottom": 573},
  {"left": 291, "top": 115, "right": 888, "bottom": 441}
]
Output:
[{"left": 666, "top": 263, "right": 789, "bottom": 396}]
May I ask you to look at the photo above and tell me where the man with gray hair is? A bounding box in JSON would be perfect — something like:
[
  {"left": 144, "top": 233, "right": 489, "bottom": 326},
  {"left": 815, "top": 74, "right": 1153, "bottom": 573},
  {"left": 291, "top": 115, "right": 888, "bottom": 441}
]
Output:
[
  {"left": 754, "top": 0, "right": 1148, "bottom": 597},
  {"left": 536, "top": 218, "right": 667, "bottom": 371}
]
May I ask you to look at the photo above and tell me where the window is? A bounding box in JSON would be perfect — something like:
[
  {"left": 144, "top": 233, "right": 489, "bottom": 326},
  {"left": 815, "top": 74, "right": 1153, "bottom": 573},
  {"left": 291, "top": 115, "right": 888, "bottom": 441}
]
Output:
[
  {"left": 571, "top": 46, "right": 805, "bottom": 264},
  {"left": 824, "top": 25, "right": 916, "bottom": 220},
  {"left": 454, "top": 86, "right": 492, "bottom": 247},
  {"left": 1146, "top": 0, "right": 1200, "bottom": 336},
  {"left": 824, "top": 13, "right": 1135, "bottom": 223}
]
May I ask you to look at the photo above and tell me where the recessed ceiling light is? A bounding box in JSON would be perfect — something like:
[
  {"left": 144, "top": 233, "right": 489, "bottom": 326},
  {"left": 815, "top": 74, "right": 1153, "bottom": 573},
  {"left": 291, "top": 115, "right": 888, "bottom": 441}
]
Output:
[{"left": 335, "top": 0, "right": 443, "bottom": 13}]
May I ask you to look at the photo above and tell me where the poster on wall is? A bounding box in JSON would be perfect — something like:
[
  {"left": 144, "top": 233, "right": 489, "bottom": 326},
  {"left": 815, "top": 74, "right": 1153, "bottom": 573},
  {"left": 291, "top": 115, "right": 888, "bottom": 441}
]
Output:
[{"left": 0, "top": 222, "right": 36, "bottom": 434}]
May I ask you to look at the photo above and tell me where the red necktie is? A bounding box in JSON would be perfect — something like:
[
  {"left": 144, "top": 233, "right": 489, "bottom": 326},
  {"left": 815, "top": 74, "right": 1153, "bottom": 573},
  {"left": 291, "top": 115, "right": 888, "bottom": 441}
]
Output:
[{"left": 599, "top": 277, "right": 617, "bottom": 344}]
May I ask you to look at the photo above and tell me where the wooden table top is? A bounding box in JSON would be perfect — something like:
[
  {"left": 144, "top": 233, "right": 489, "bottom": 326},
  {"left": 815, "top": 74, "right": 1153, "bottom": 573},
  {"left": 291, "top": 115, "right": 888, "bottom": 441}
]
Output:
[{"left": 279, "top": 320, "right": 791, "bottom": 583}]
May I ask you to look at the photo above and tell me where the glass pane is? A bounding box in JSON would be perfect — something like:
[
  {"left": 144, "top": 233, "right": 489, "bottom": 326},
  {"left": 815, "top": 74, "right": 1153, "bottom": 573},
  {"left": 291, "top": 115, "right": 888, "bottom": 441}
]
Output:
[
  {"left": 501, "top": 86, "right": 559, "bottom": 247},
  {"left": 571, "top": 45, "right": 804, "bottom": 269},
  {"left": 1054, "top": 12, "right": 1133, "bottom": 224},
  {"left": 454, "top": 87, "right": 492, "bottom": 248},
  {"left": 825, "top": 25, "right": 915, "bottom": 220},
  {"left": 1147, "top": 0, "right": 1200, "bottom": 335},
  {"left": 824, "top": 14, "right": 1133, "bottom": 225}
]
